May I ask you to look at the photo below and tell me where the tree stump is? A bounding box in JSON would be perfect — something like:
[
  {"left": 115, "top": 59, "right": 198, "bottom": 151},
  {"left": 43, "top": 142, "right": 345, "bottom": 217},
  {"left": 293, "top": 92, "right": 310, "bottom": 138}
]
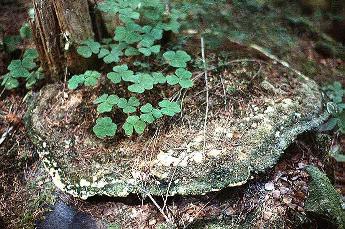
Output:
[{"left": 32, "top": 0, "right": 95, "bottom": 81}]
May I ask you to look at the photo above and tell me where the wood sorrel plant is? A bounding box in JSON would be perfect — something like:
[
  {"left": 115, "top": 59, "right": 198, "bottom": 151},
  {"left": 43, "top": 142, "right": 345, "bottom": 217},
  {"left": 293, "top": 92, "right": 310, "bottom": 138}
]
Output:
[{"left": 68, "top": 0, "right": 193, "bottom": 138}]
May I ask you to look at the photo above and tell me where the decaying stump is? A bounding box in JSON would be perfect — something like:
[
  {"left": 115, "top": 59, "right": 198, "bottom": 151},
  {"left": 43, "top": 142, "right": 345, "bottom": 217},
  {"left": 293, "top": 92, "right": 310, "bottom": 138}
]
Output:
[{"left": 31, "top": 0, "right": 96, "bottom": 81}]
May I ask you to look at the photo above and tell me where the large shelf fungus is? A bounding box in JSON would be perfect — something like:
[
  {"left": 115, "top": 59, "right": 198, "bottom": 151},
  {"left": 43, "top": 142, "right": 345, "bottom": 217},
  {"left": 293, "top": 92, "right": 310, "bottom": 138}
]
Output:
[{"left": 25, "top": 54, "right": 328, "bottom": 199}]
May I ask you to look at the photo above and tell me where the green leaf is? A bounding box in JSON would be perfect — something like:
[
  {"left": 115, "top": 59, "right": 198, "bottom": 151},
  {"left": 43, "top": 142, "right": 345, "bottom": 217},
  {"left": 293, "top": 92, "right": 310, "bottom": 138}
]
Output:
[
  {"left": 140, "top": 103, "right": 162, "bottom": 123},
  {"left": 167, "top": 68, "right": 193, "bottom": 88},
  {"left": 98, "top": 48, "right": 110, "bottom": 59},
  {"left": 97, "top": 0, "right": 121, "bottom": 13},
  {"left": 117, "top": 96, "right": 140, "bottom": 113},
  {"left": 166, "top": 75, "right": 179, "bottom": 85},
  {"left": 20, "top": 23, "right": 32, "bottom": 39},
  {"left": 22, "top": 57, "right": 36, "bottom": 70},
  {"left": 77, "top": 39, "right": 101, "bottom": 58},
  {"left": 138, "top": 45, "right": 160, "bottom": 57},
  {"left": 107, "top": 64, "right": 134, "bottom": 84},
  {"left": 26, "top": 69, "right": 43, "bottom": 89},
  {"left": 159, "top": 100, "right": 181, "bottom": 116},
  {"left": 127, "top": 73, "right": 154, "bottom": 93},
  {"left": 139, "top": 26, "right": 163, "bottom": 47},
  {"left": 23, "top": 48, "right": 39, "bottom": 60},
  {"left": 8, "top": 60, "right": 30, "bottom": 78},
  {"left": 118, "top": 8, "right": 140, "bottom": 22},
  {"left": 93, "top": 117, "right": 117, "bottom": 139},
  {"left": 68, "top": 71, "right": 100, "bottom": 89},
  {"left": 77, "top": 46, "right": 92, "bottom": 58},
  {"left": 163, "top": 50, "right": 191, "bottom": 68},
  {"left": 68, "top": 75, "right": 85, "bottom": 90},
  {"left": 152, "top": 72, "right": 166, "bottom": 84},
  {"left": 94, "top": 94, "right": 119, "bottom": 113},
  {"left": 114, "top": 26, "right": 142, "bottom": 44},
  {"left": 1, "top": 73, "right": 19, "bottom": 90},
  {"left": 84, "top": 71, "right": 101, "bottom": 86},
  {"left": 102, "top": 46, "right": 123, "bottom": 63},
  {"left": 125, "top": 47, "right": 140, "bottom": 56},
  {"left": 3, "top": 35, "right": 21, "bottom": 53},
  {"left": 123, "top": 115, "right": 147, "bottom": 136}
]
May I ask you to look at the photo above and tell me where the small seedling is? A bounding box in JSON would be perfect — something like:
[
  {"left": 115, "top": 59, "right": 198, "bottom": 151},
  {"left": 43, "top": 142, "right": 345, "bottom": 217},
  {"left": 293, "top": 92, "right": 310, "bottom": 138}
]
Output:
[
  {"left": 1, "top": 48, "right": 42, "bottom": 89},
  {"left": 94, "top": 94, "right": 120, "bottom": 113},
  {"left": 117, "top": 97, "right": 140, "bottom": 114},
  {"left": 123, "top": 115, "right": 147, "bottom": 136},
  {"left": 93, "top": 117, "right": 117, "bottom": 138},
  {"left": 167, "top": 68, "right": 193, "bottom": 89},
  {"left": 320, "top": 81, "right": 345, "bottom": 134},
  {"left": 68, "top": 71, "right": 101, "bottom": 89},
  {"left": 140, "top": 103, "right": 163, "bottom": 123},
  {"left": 77, "top": 39, "right": 101, "bottom": 58},
  {"left": 163, "top": 50, "right": 192, "bottom": 68}
]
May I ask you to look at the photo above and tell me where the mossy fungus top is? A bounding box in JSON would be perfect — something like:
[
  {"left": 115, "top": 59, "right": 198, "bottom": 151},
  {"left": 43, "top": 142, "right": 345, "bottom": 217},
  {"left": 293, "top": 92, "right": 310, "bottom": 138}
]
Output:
[{"left": 25, "top": 49, "right": 327, "bottom": 199}]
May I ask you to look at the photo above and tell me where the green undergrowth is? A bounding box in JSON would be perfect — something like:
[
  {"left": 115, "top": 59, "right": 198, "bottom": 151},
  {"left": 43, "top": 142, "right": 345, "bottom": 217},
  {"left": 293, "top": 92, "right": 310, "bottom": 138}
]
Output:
[
  {"left": 1, "top": 8, "right": 41, "bottom": 90},
  {"left": 68, "top": 0, "right": 194, "bottom": 138},
  {"left": 320, "top": 81, "right": 345, "bottom": 134}
]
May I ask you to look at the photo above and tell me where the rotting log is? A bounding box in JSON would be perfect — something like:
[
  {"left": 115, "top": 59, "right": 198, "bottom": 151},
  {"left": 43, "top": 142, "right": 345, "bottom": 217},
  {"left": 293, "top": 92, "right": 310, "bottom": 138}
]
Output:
[{"left": 32, "top": 0, "right": 95, "bottom": 81}]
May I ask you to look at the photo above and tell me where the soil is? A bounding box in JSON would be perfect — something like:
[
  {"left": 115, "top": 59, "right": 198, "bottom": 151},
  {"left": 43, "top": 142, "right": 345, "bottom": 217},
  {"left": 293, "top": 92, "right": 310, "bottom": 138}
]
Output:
[{"left": 1, "top": 1, "right": 345, "bottom": 229}]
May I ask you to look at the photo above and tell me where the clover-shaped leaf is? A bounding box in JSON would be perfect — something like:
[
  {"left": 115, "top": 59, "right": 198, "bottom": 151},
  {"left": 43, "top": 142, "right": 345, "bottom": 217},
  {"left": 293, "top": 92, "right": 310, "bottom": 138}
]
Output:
[
  {"left": 77, "top": 39, "right": 101, "bottom": 58},
  {"left": 93, "top": 117, "right": 117, "bottom": 139},
  {"left": 102, "top": 45, "right": 124, "bottom": 64},
  {"left": 1, "top": 73, "right": 19, "bottom": 90},
  {"left": 84, "top": 71, "right": 101, "bottom": 86},
  {"left": 107, "top": 64, "right": 134, "bottom": 84},
  {"left": 118, "top": 8, "right": 140, "bottom": 22},
  {"left": 117, "top": 96, "right": 140, "bottom": 113},
  {"left": 159, "top": 100, "right": 181, "bottom": 116},
  {"left": 26, "top": 69, "right": 43, "bottom": 89},
  {"left": 68, "top": 75, "right": 84, "bottom": 90},
  {"left": 23, "top": 48, "right": 39, "bottom": 60},
  {"left": 114, "top": 26, "right": 142, "bottom": 44},
  {"left": 125, "top": 47, "right": 140, "bottom": 56},
  {"left": 163, "top": 50, "right": 191, "bottom": 68},
  {"left": 140, "top": 103, "right": 162, "bottom": 123},
  {"left": 152, "top": 72, "right": 166, "bottom": 84},
  {"left": 98, "top": 48, "right": 110, "bottom": 59},
  {"left": 138, "top": 45, "right": 160, "bottom": 57},
  {"left": 97, "top": 0, "right": 121, "bottom": 14},
  {"left": 8, "top": 60, "right": 30, "bottom": 78},
  {"left": 128, "top": 73, "right": 155, "bottom": 93},
  {"left": 123, "top": 115, "right": 146, "bottom": 136},
  {"left": 139, "top": 26, "right": 163, "bottom": 47},
  {"left": 68, "top": 71, "right": 101, "bottom": 90},
  {"left": 94, "top": 94, "right": 120, "bottom": 113},
  {"left": 22, "top": 56, "right": 36, "bottom": 70},
  {"left": 167, "top": 68, "right": 193, "bottom": 88}
]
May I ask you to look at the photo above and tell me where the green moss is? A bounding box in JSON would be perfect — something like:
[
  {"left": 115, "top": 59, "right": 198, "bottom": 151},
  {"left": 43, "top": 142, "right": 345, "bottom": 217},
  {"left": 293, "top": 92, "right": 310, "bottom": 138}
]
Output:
[{"left": 305, "top": 166, "right": 345, "bottom": 228}]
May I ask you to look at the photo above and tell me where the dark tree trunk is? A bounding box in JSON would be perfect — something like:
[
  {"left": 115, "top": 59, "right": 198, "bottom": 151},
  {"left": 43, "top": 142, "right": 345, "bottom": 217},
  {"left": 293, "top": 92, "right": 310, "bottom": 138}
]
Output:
[{"left": 32, "top": 0, "right": 95, "bottom": 82}]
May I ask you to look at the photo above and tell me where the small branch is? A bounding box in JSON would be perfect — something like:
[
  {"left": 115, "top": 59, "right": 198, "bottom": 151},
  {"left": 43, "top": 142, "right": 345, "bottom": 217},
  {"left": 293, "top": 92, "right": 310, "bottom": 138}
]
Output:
[
  {"left": 0, "top": 126, "right": 13, "bottom": 146},
  {"left": 145, "top": 192, "right": 172, "bottom": 224},
  {"left": 201, "top": 36, "right": 209, "bottom": 151}
]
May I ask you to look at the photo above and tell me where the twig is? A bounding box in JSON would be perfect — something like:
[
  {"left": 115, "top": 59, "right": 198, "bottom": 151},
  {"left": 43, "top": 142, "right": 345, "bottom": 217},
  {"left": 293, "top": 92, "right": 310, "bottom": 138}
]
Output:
[
  {"left": 183, "top": 196, "right": 215, "bottom": 229},
  {"left": 0, "top": 126, "right": 13, "bottom": 145},
  {"left": 0, "top": 88, "right": 5, "bottom": 98},
  {"left": 219, "top": 74, "right": 227, "bottom": 106},
  {"left": 162, "top": 161, "right": 180, "bottom": 212},
  {"left": 143, "top": 189, "right": 173, "bottom": 224},
  {"left": 201, "top": 36, "right": 209, "bottom": 151}
]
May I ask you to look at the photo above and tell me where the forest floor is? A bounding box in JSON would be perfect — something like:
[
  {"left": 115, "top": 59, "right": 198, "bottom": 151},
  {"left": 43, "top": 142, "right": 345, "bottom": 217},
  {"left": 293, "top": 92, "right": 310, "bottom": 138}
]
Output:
[{"left": 1, "top": 1, "right": 345, "bottom": 229}]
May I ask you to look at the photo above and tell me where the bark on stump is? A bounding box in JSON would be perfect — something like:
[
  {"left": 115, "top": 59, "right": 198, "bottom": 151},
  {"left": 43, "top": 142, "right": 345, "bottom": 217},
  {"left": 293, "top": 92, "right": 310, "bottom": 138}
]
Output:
[{"left": 32, "top": 0, "right": 95, "bottom": 81}]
